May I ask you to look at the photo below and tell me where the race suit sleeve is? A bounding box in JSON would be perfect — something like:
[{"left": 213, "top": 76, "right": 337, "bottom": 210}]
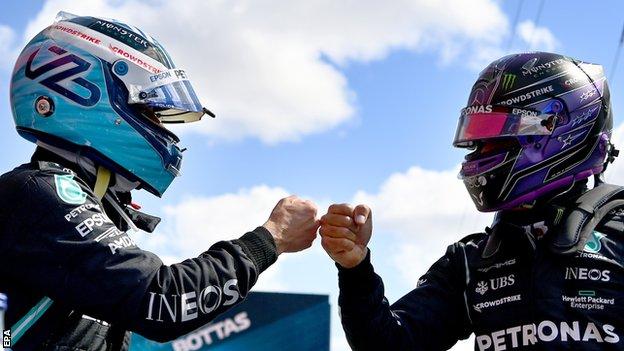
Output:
[
  {"left": 11, "top": 169, "right": 278, "bottom": 342},
  {"left": 337, "top": 246, "right": 471, "bottom": 351}
]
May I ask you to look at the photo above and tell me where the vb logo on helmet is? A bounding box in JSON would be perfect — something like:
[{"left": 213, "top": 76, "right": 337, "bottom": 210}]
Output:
[{"left": 25, "top": 45, "right": 101, "bottom": 107}]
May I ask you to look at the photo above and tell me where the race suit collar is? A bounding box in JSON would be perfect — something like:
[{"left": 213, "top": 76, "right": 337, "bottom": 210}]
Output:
[
  {"left": 30, "top": 146, "right": 161, "bottom": 233},
  {"left": 31, "top": 146, "right": 95, "bottom": 185},
  {"left": 482, "top": 182, "right": 623, "bottom": 259}
]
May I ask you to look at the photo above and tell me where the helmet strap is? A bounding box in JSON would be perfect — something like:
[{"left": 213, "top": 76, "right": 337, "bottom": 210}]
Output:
[
  {"left": 604, "top": 141, "right": 620, "bottom": 172},
  {"left": 94, "top": 165, "right": 112, "bottom": 200}
]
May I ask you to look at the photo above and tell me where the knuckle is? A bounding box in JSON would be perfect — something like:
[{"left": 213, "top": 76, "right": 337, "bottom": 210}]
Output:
[
  {"left": 320, "top": 214, "right": 328, "bottom": 223},
  {"left": 336, "top": 227, "right": 350, "bottom": 236},
  {"left": 342, "top": 215, "right": 354, "bottom": 226}
]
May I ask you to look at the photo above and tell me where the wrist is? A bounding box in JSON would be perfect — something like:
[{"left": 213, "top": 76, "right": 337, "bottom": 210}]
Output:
[
  {"left": 337, "top": 248, "right": 371, "bottom": 272},
  {"left": 233, "top": 227, "right": 278, "bottom": 273},
  {"left": 337, "top": 250, "right": 368, "bottom": 269},
  {"left": 262, "top": 220, "right": 285, "bottom": 255}
]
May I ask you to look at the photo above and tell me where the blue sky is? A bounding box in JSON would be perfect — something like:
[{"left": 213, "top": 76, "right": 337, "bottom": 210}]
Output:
[
  {"left": 1, "top": 1, "right": 623, "bottom": 200},
  {"left": 1, "top": 1, "right": 624, "bottom": 350}
]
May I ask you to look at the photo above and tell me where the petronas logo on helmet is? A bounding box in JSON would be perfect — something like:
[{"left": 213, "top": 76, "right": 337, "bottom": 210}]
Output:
[{"left": 501, "top": 74, "right": 516, "bottom": 91}]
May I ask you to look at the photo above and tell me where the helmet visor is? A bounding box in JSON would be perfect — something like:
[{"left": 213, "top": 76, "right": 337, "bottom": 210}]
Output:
[
  {"left": 453, "top": 105, "right": 556, "bottom": 147},
  {"left": 122, "top": 67, "right": 214, "bottom": 123}
]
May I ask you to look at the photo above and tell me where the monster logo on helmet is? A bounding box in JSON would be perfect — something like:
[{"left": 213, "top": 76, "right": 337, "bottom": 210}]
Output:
[
  {"left": 10, "top": 11, "right": 215, "bottom": 197},
  {"left": 454, "top": 52, "right": 616, "bottom": 212}
]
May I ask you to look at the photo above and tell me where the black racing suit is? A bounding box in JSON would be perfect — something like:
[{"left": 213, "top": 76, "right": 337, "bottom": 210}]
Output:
[
  {"left": 0, "top": 149, "right": 279, "bottom": 350},
  {"left": 338, "top": 195, "right": 624, "bottom": 350}
]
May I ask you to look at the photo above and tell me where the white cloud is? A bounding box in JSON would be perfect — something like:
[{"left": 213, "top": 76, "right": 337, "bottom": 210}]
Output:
[
  {"left": 517, "top": 20, "right": 559, "bottom": 52},
  {"left": 159, "top": 185, "right": 289, "bottom": 256},
  {"left": 0, "top": 24, "right": 17, "bottom": 71},
  {"left": 353, "top": 166, "right": 492, "bottom": 284},
  {"left": 21, "top": 0, "right": 509, "bottom": 143},
  {"left": 466, "top": 20, "right": 560, "bottom": 71}
]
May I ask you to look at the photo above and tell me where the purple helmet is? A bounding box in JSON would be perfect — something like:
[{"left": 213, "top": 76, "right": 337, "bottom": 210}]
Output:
[{"left": 454, "top": 52, "right": 615, "bottom": 212}]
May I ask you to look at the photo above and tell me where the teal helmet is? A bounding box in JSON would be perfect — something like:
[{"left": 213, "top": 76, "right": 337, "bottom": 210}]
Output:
[{"left": 10, "top": 12, "right": 214, "bottom": 196}]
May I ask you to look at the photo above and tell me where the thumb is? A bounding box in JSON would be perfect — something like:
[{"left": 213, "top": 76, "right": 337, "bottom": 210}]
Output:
[{"left": 353, "top": 204, "right": 371, "bottom": 226}]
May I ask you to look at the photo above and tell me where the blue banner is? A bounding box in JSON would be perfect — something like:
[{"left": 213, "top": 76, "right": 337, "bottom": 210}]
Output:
[{"left": 129, "top": 292, "right": 330, "bottom": 351}]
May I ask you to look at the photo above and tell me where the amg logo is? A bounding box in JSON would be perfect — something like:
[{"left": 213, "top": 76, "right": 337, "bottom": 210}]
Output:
[
  {"left": 477, "top": 259, "right": 516, "bottom": 273},
  {"left": 476, "top": 321, "right": 619, "bottom": 351},
  {"left": 565, "top": 267, "right": 610, "bottom": 282},
  {"left": 108, "top": 235, "right": 136, "bottom": 254},
  {"left": 146, "top": 279, "right": 240, "bottom": 323}
]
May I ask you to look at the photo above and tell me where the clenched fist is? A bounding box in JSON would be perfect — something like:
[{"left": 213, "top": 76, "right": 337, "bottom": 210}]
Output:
[
  {"left": 263, "top": 195, "right": 319, "bottom": 254},
  {"left": 320, "top": 203, "right": 372, "bottom": 268}
]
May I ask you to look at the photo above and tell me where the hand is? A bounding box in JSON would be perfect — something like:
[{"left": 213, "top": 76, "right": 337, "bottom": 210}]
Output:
[
  {"left": 263, "top": 195, "right": 319, "bottom": 254},
  {"left": 320, "top": 203, "right": 372, "bottom": 268}
]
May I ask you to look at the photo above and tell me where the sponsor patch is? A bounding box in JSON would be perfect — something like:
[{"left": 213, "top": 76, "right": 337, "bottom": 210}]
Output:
[
  {"left": 584, "top": 231, "right": 606, "bottom": 253},
  {"left": 475, "top": 274, "right": 516, "bottom": 296},
  {"left": 500, "top": 85, "right": 554, "bottom": 106},
  {"left": 502, "top": 74, "right": 516, "bottom": 91},
  {"left": 564, "top": 267, "right": 610, "bottom": 282},
  {"left": 473, "top": 294, "right": 521, "bottom": 313},
  {"left": 477, "top": 259, "right": 517, "bottom": 273},
  {"left": 562, "top": 291, "right": 615, "bottom": 311},
  {"left": 146, "top": 279, "right": 241, "bottom": 323},
  {"left": 75, "top": 212, "right": 113, "bottom": 237},
  {"left": 476, "top": 320, "right": 619, "bottom": 350},
  {"left": 54, "top": 174, "right": 87, "bottom": 205}
]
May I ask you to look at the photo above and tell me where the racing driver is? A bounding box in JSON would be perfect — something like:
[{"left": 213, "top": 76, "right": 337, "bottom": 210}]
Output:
[
  {"left": 0, "top": 12, "right": 319, "bottom": 350},
  {"left": 320, "top": 52, "right": 624, "bottom": 350}
]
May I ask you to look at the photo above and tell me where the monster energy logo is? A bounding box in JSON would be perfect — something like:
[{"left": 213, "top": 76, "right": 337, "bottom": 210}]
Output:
[{"left": 502, "top": 74, "right": 516, "bottom": 91}]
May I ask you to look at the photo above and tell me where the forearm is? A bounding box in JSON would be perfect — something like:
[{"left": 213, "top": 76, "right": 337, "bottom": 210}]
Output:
[
  {"left": 130, "top": 227, "right": 277, "bottom": 341},
  {"left": 338, "top": 251, "right": 415, "bottom": 350}
]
